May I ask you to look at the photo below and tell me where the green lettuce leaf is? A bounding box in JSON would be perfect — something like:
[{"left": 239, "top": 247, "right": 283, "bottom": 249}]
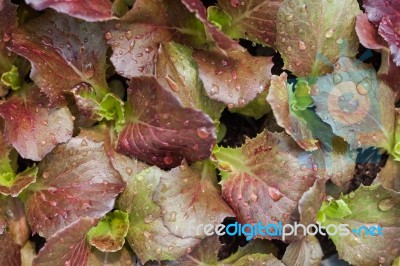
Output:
[{"left": 87, "top": 210, "right": 129, "bottom": 252}]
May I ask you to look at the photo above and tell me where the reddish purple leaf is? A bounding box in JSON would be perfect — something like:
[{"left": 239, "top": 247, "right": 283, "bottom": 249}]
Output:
[
  {"left": 355, "top": 13, "right": 386, "bottom": 50},
  {"left": 0, "top": 231, "right": 21, "bottom": 266},
  {"left": 214, "top": 131, "right": 318, "bottom": 238},
  {"left": 217, "top": 0, "right": 284, "bottom": 47},
  {"left": 181, "top": 0, "right": 243, "bottom": 52},
  {"left": 379, "top": 51, "right": 400, "bottom": 101},
  {"left": 33, "top": 218, "right": 97, "bottom": 266},
  {"left": 0, "top": 167, "right": 37, "bottom": 197},
  {"left": 26, "top": 0, "right": 115, "bottom": 22},
  {"left": 0, "top": 0, "right": 18, "bottom": 95},
  {"left": 364, "top": 0, "right": 400, "bottom": 24},
  {"left": 192, "top": 50, "right": 273, "bottom": 108},
  {"left": 7, "top": 13, "right": 108, "bottom": 105},
  {"left": 106, "top": 23, "right": 172, "bottom": 79},
  {"left": 26, "top": 137, "right": 125, "bottom": 237},
  {"left": 0, "top": 95, "right": 73, "bottom": 161},
  {"left": 379, "top": 15, "right": 400, "bottom": 66},
  {"left": 117, "top": 77, "right": 216, "bottom": 168}
]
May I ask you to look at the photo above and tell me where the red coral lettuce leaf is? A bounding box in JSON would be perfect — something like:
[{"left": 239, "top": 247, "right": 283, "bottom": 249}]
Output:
[
  {"left": 33, "top": 218, "right": 97, "bottom": 266},
  {"left": 0, "top": 93, "right": 74, "bottom": 161},
  {"left": 25, "top": 0, "right": 115, "bottom": 22},
  {"left": 7, "top": 12, "right": 109, "bottom": 105},
  {"left": 26, "top": 137, "right": 125, "bottom": 237},
  {"left": 117, "top": 77, "right": 216, "bottom": 168}
]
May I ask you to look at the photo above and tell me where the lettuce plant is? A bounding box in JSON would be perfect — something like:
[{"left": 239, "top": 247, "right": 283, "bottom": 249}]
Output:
[{"left": 0, "top": 0, "right": 399, "bottom": 265}]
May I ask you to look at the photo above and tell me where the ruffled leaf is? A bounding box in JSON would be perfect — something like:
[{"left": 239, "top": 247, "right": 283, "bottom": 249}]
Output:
[
  {"left": 181, "top": 0, "right": 242, "bottom": 52},
  {"left": 192, "top": 49, "right": 273, "bottom": 108},
  {"left": 213, "top": 0, "right": 283, "bottom": 47},
  {"left": 282, "top": 236, "right": 323, "bottom": 266},
  {"left": 317, "top": 185, "right": 400, "bottom": 266},
  {"left": 25, "top": 0, "right": 115, "bottom": 22},
  {"left": 87, "top": 210, "right": 129, "bottom": 252},
  {"left": 0, "top": 94, "right": 74, "bottom": 161},
  {"left": 155, "top": 41, "right": 225, "bottom": 121},
  {"left": 267, "top": 73, "right": 319, "bottom": 151},
  {"left": 312, "top": 57, "right": 396, "bottom": 151},
  {"left": 118, "top": 161, "right": 233, "bottom": 263},
  {"left": 213, "top": 130, "right": 318, "bottom": 236},
  {"left": 33, "top": 218, "right": 97, "bottom": 266},
  {"left": 26, "top": 137, "right": 125, "bottom": 237},
  {"left": 117, "top": 77, "right": 216, "bottom": 168},
  {"left": 87, "top": 247, "right": 136, "bottom": 266},
  {"left": 276, "top": 0, "right": 360, "bottom": 77},
  {"left": 7, "top": 13, "right": 109, "bottom": 105}
]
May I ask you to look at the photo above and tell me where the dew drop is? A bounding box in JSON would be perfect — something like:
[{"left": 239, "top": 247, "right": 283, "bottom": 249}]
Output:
[
  {"left": 163, "top": 156, "right": 174, "bottom": 165},
  {"left": 165, "top": 75, "right": 179, "bottom": 92},
  {"left": 298, "top": 40, "right": 306, "bottom": 50},
  {"left": 126, "top": 167, "right": 133, "bottom": 175},
  {"left": 81, "top": 139, "right": 88, "bottom": 146},
  {"left": 125, "top": 30, "right": 132, "bottom": 40},
  {"left": 41, "top": 140, "right": 47, "bottom": 146},
  {"left": 356, "top": 77, "right": 371, "bottom": 95},
  {"left": 268, "top": 186, "right": 283, "bottom": 201},
  {"left": 238, "top": 97, "right": 246, "bottom": 106},
  {"left": 83, "top": 63, "right": 94, "bottom": 79},
  {"left": 287, "top": 46, "right": 292, "bottom": 52},
  {"left": 42, "top": 171, "right": 50, "bottom": 179},
  {"left": 144, "top": 231, "right": 151, "bottom": 239},
  {"left": 210, "top": 84, "right": 219, "bottom": 95},
  {"left": 378, "top": 198, "right": 395, "bottom": 211},
  {"left": 137, "top": 175, "right": 144, "bottom": 182},
  {"left": 2, "top": 33, "right": 11, "bottom": 42},
  {"left": 333, "top": 73, "right": 342, "bottom": 85},
  {"left": 250, "top": 193, "right": 258, "bottom": 203},
  {"left": 197, "top": 127, "right": 210, "bottom": 139},
  {"left": 285, "top": 14, "right": 294, "bottom": 21},
  {"left": 325, "top": 29, "right": 334, "bottom": 38},
  {"left": 104, "top": 32, "right": 112, "bottom": 40}
]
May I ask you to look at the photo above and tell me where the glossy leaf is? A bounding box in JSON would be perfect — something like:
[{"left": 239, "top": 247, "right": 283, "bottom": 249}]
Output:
[
  {"left": 317, "top": 185, "right": 400, "bottom": 266},
  {"left": 118, "top": 162, "right": 233, "bottom": 263},
  {"left": 0, "top": 231, "right": 20, "bottom": 266},
  {"left": 33, "top": 218, "right": 97, "bottom": 266},
  {"left": 276, "top": 0, "right": 360, "bottom": 77},
  {"left": 155, "top": 41, "right": 225, "bottom": 121},
  {"left": 374, "top": 156, "right": 400, "bottom": 191},
  {"left": 117, "top": 77, "right": 216, "bottom": 168},
  {"left": 267, "top": 73, "right": 319, "bottom": 151},
  {"left": 282, "top": 236, "right": 323, "bottom": 266},
  {"left": 117, "top": 166, "right": 200, "bottom": 262},
  {"left": 215, "top": 0, "right": 283, "bottom": 47},
  {"left": 106, "top": 23, "right": 172, "bottom": 79},
  {"left": 213, "top": 130, "right": 318, "bottom": 234},
  {"left": 87, "top": 247, "right": 136, "bottom": 266},
  {"left": 355, "top": 13, "right": 386, "bottom": 50},
  {"left": 0, "top": 95, "right": 74, "bottom": 161},
  {"left": 7, "top": 13, "right": 109, "bottom": 105},
  {"left": 312, "top": 57, "right": 396, "bottom": 151},
  {"left": 177, "top": 235, "right": 222, "bottom": 266},
  {"left": 87, "top": 210, "right": 129, "bottom": 252},
  {"left": 25, "top": 0, "right": 115, "bottom": 22},
  {"left": 153, "top": 161, "right": 234, "bottom": 238},
  {"left": 26, "top": 137, "right": 125, "bottom": 237},
  {"left": 0, "top": 166, "right": 37, "bottom": 197},
  {"left": 192, "top": 49, "right": 273, "bottom": 108},
  {"left": 181, "top": 0, "right": 242, "bottom": 52}
]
